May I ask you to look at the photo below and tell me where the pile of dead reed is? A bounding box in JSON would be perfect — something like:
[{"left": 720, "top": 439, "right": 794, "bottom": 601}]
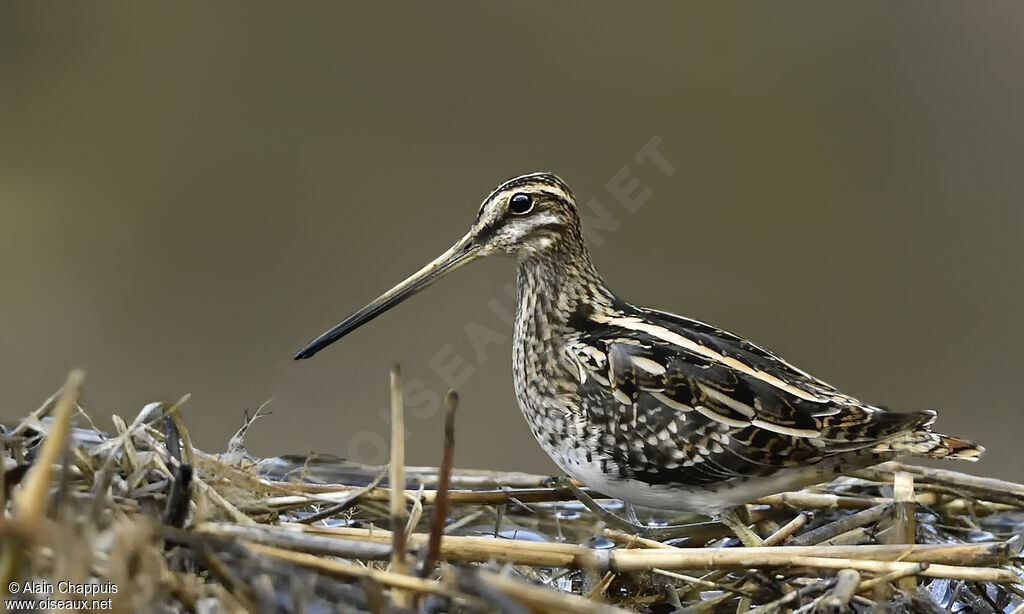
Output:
[{"left": 1, "top": 369, "right": 1021, "bottom": 613}]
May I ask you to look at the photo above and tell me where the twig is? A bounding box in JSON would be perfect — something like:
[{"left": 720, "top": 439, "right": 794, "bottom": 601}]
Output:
[
  {"left": 746, "top": 577, "right": 835, "bottom": 614},
  {"left": 819, "top": 526, "right": 872, "bottom": 546},
  {"left": 163, "top": 412, "right": 182, "bottom": 463},
  {"left": 201, "top": 546, "right": 260, "bottom": 612},
  {"left": 763, "top": 511, "right": 811, "bottom": 546},
  {"left": 583, "top": 571, "right": 615, "bottom": 601},
  {"left": 224, "top": 400, "right": 272, "bottom": 465},
  {"left": 651, "top": 568, "right": 755, "bottom": 598},
  {"left": 815, "top": 569, "right": 861, "bottom": 614},
  {"left": 1007, "top": 602, "right": 1024, "bottom": 614},
  {"left": 858, "top": 562, "right": 930, "bottom": 593},
  {"left": 421, "top": 390, "right": 458, "bottom": 578},
  {"left": 787, "top": 504, "right": 892, "bottom": 547},
  {"left": 456, "top": 571, "right": 536, "bottom": 614},
  {"left": 296, "top": 466, "right": 387, "bottom": 525},
  {"left": 90, "top": 406, "right": 166, "bottom": 521},
  {"left": 164, "top": 395, "right": 194, "bottom": 467},
  {"left": 162, "top": 465, "right": 193, "bottom": 528},
  {"left": 863, "top": 461, "right": 1024, "bottom": 508},
  {"left": 112, "top": 415, "right": 145, "bottom": 490},
  {"left": 360, "top": 577, "right": 387, "bottom": 614},
  {"left": 7, "top": 389, "right": 61, "bottom": 438},
  {"left": 148, "top": 440, "right": 255, "bottom": 525}
]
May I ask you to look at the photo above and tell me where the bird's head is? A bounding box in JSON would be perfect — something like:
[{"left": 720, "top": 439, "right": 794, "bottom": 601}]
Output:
[
  {"left": 468, "top": 172, "right": 582, "bottom": 257},
  {"left": 294, "top": 172, "right": 583, "bottom": 359}
]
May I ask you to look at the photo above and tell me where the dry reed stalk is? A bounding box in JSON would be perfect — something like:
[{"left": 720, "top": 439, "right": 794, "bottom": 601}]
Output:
[
  {"left": 756, "top": 490, "right": 944, "bottom": 511},
  {"left": 149, "top": 442, "right": 253, "bottom": 526},
  {"left": 651, "top": 567, "right": 754, "bottom": 597},
  {"left": 388, "top": 364, "right": 410, "bottom": 608},
  {"left": 194, "top": 522, "right": 393, "bottom": 559},
  {"left": 475, "top": 569, "right": 636, "bottom": 614},
  {"left": 266, "top": 467, "right": 554, "bottom": 492},
  {"left": 299, "top": 523, "right": 590, "bottom": 567},
  {"left": 857, "top": 563, "right": 929, "bottom": 593},
  {"left": 1, "top": 369, "right": 84, "bottom": 595},
  {"left": 163, "top": 396, "right": 196, "bottom": 468},
  {"left": 291, "top": 523, "right": 1014, "bottom": 571},
  {"left": 11, "top": 370, "right": 84, "bottom": 527},
  {"left": 111, "top": 415, "right": 141, "bottom": 479},
  {"left": 890, "top": 471, "right": 917, "bottom": 590},
  {"left": 866, "top": 461, "right": 1024, "bottom": 507},
  {"left": 4, "top": 368, "right": 1023, "bottom": 613},
  {"left": 257, "top": 484, "right": 594, "bottom": 510},
  {"left": 608, "top": 550, "right": 1018, "bottom": 581},
  {"left": 601, "top": 528, "right": 676, "bottom": 550},
  {"left": 243, "top": 542, "right": 470, "bottom": 601},
  {"left": 756, "top": 491, "right": 878, "bottom": 510},
  {"left": 404, "top": 485, "right": 425, "bottom": 541}
]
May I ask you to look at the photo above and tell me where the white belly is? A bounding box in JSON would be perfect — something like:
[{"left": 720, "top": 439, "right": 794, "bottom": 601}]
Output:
[{"left": 544, "top": 439, "right": 837, "bottom": 517}]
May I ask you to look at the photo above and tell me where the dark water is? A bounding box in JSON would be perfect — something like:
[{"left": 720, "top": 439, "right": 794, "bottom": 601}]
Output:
[{"left": 2, "top": 3, "right": 1022, "bottom": 481}]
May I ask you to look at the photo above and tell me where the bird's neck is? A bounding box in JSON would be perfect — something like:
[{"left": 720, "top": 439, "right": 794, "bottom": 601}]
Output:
[{"left": 514, "top": 238, "right": 616, "bottom": 333}]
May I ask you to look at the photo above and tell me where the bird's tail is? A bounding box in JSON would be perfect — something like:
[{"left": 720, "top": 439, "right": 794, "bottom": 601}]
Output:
[{"left": 872, "top": 410, "right": 984, "bottom": 461}]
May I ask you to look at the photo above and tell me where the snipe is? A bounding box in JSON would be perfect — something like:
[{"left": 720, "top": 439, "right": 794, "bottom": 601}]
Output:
[{"left": 295, "top": 172, "right": 982, "bottom": 544}]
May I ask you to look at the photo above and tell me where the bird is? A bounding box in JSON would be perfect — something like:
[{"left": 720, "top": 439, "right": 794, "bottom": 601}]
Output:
[{"left": 294, "top": 172, "right": 983, "bottom": 545}]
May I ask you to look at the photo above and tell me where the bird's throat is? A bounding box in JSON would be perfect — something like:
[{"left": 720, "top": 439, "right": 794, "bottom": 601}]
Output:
[{"left": 514, "top": 240, "right": 614, "bottom": 341}]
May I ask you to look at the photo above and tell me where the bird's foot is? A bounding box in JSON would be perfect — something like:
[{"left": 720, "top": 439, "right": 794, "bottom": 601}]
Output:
[{"left": 719, "top": 506, "right": 764, "bottom": 547}]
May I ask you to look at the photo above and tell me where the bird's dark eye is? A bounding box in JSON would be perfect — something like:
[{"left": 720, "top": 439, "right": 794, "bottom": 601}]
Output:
[{"left": 509, "top": 192, "right": 533, "bottom": 215}]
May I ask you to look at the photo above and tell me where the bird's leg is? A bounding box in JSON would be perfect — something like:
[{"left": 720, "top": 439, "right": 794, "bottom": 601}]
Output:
[
  {"left": 718, "top": 506, "right": 764, "bottom": 547},
  {"left": 624, "top": 502, "right": 642, "bottom": 526},
  {"left": 551, "top": 477, "right": 719, "bottom": 541},
  {"left": 549, "top": 476, "right": 647, "bottom": 533}
]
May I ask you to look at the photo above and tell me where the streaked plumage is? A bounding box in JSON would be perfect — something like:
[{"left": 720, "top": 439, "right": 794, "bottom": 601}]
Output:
[{"left": 296, "top": 172, "right": 982, "bottom": 525}]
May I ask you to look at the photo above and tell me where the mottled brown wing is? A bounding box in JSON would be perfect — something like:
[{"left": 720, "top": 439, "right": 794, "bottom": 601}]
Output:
[{"left": 569, "top": 308, "right": 935, "bottom": 486}]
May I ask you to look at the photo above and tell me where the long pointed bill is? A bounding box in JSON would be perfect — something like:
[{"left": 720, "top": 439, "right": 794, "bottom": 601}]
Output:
[{"left": 294, "top": 232, "right": 481, "bottom": 359}]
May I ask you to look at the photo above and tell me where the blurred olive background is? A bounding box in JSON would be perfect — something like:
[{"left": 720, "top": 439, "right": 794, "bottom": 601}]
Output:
[{"left": 2, "top": 3, "right": 1021, "bottom": 481}]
